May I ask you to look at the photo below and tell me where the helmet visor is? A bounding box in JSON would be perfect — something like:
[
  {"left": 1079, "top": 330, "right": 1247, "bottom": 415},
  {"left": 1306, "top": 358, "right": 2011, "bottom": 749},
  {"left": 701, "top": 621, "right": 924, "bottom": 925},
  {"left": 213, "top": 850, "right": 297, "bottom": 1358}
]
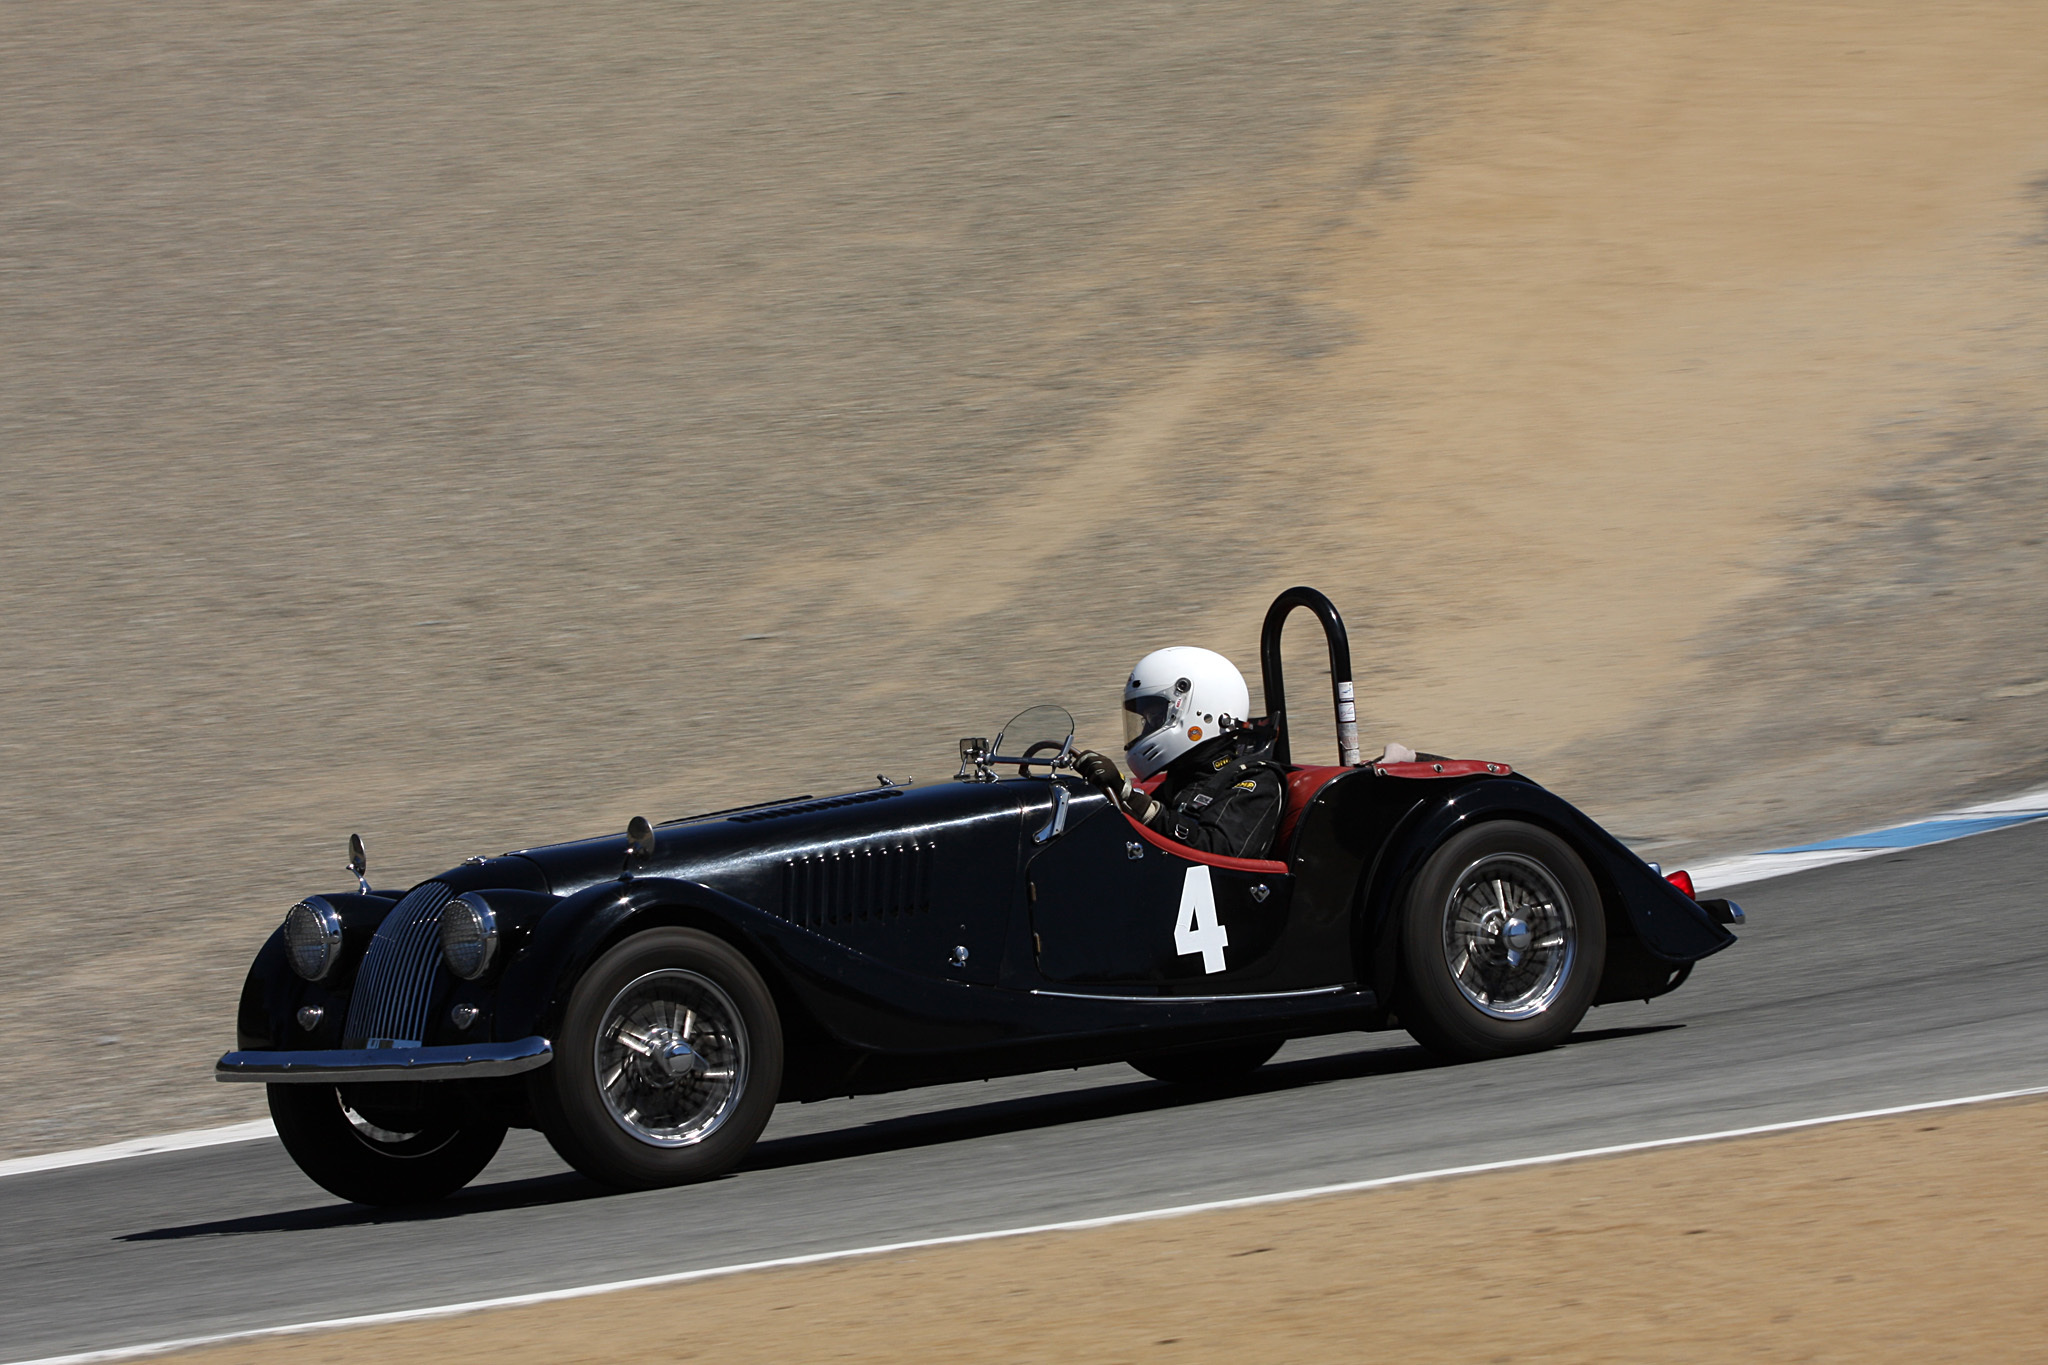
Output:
[{"left": 1123, "top": 694, "right": 1173, "bottom": 751}]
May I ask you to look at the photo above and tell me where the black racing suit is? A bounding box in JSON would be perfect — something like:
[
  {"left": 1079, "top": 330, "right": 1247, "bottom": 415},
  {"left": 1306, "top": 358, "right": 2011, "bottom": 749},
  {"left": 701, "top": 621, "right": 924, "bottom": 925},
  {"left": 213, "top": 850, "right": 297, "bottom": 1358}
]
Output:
[{"left": 1142, "top": 734, "right": 1287, "bottom": 860}]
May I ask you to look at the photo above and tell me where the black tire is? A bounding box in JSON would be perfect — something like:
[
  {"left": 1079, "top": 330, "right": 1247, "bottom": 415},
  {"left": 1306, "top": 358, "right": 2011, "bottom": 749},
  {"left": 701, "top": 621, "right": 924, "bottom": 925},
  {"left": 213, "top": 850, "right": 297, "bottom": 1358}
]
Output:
[
  {"left": 267, "top": 1083, "right": 506, "bottom": 1207},
  {"left": 1129, "top": 1038, "right": 1283, "bottom": 1087},
  {"left": 532, "top": 926, "right": 783, "bottom": 1191},
  {"left": 1396, "top": 820, "right": 1606, "bottom": 1063}
]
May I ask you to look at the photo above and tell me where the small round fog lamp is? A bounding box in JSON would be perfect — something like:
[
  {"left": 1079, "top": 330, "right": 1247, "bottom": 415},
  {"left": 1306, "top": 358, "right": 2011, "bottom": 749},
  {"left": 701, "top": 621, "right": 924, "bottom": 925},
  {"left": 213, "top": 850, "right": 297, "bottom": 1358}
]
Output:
[
  {"left": 439, "top": 893, "right": 499, "bottom": 981},
  {"left": 283, "top": 898, "right": 343, "bottom": 981}
]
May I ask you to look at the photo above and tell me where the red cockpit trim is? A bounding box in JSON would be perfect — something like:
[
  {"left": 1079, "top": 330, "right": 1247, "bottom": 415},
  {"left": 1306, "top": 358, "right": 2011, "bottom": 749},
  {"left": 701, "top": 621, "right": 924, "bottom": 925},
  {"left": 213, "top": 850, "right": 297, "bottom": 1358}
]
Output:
[
  {"left": 1120, "top": 812, "right": 1289, "bottom": 876},
  {"left": 1373, "top": 759, "right": 1513, "bottom": 779}
]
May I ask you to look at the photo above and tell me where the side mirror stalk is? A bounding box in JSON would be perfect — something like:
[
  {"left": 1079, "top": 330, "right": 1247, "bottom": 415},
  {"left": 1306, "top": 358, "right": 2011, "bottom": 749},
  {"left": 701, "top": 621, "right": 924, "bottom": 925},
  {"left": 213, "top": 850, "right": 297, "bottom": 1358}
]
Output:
[{"left": 346, "top": 833, "right": 370, "bottom": 895}]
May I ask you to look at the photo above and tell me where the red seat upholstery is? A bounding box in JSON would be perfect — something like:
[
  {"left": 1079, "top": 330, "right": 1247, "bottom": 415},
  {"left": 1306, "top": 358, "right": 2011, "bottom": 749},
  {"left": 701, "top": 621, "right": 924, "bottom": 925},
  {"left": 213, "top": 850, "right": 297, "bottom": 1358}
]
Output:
[{"left": 1277, "top": 765, "right": 1349, "bottom": 854}]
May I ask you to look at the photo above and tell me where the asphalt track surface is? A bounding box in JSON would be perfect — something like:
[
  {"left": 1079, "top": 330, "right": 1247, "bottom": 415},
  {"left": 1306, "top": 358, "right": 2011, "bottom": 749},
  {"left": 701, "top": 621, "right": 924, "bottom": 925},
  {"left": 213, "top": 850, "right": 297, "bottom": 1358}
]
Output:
[{"left": 8, "top": 820, "right": 2048, "bottom": 1362}]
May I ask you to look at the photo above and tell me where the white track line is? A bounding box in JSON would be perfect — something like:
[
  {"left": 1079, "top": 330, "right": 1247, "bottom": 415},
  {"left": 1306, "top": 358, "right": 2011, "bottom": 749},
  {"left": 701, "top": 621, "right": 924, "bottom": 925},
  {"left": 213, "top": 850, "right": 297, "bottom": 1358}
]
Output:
[
  {"left": 1690, "top": 847, "right": 1877, "bottom": 892},
  {"left": 0, "top": 1121, "right": 275, "bottom": 1181},
  {"left": 12, "top": 1082, "right": 2046, "bottom": 1365}
]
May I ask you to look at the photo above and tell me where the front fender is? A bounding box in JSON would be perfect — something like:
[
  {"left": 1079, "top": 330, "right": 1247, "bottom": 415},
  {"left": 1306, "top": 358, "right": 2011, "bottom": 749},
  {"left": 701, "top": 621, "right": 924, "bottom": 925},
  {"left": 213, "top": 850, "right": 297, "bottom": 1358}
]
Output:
[
  {"left": 235, "top": 892, "right": 398, "bottom": 1051},
  {"left": 1357, "top": 776, "right": 1735, "bottom": 1009},
  {"left": 489, "top": 877, "right": 752, "bottom": 1042},
  {"left": 487, "top": 876, "right": 1020, "bottom": 1057}
]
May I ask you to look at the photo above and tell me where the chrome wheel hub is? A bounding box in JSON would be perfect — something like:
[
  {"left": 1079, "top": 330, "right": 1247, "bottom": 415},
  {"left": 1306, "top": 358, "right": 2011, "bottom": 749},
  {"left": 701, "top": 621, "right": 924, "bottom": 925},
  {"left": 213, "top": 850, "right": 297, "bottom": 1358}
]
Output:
[
  {"left": 1441, "top": 853, "right": 1577, "bottom": 1020},
  {"left": 595, "top": 969, "right": 748, "bottom": 1148}
]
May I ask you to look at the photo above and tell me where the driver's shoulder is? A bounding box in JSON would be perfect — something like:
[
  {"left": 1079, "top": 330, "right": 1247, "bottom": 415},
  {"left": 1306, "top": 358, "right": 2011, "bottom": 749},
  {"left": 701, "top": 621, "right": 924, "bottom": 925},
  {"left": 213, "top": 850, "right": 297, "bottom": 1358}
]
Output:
[{"left": 1215, "top": 750, "right": 1285, "bottom": 795}]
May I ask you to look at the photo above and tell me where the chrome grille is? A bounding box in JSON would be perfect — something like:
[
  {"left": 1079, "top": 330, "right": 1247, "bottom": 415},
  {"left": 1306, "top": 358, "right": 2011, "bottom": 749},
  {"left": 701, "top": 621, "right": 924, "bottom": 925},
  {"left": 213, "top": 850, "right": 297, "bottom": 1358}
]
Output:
[
  {"left": 342, "top": 882, "right": 453, "bottom": 1046},
  {"left": 781, "top": 840, "right": 932, "bottom": 929}
]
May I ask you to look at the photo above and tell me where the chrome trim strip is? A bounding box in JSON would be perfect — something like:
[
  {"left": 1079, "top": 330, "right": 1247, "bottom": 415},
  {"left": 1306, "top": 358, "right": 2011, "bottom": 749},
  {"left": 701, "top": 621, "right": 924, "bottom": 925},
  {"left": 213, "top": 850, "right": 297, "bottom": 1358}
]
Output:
[
  {"left": 214, "top": 1036, "right": 554, "bottom": 1083},
  {"left": 1026, "top": 985, "right": 1365, "bottom": 1005}
]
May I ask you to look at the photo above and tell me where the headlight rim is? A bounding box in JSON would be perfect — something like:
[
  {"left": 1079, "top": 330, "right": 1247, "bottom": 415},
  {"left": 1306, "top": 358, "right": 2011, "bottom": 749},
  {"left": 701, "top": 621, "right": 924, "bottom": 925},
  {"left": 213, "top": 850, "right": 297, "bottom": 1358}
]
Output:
[
  {"left": 283, "top": 897, "right": 344, "bottom": 982},
  {"left": 439, "top": 892, "right": 500, "bottom": 981}
]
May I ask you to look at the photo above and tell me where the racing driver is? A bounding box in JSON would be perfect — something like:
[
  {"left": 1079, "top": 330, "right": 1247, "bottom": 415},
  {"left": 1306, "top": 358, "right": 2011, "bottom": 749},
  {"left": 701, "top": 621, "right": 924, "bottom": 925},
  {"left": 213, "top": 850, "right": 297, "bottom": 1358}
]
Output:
[{"left": 1071, "top": 646, "right": 1286, "bottom": 860}]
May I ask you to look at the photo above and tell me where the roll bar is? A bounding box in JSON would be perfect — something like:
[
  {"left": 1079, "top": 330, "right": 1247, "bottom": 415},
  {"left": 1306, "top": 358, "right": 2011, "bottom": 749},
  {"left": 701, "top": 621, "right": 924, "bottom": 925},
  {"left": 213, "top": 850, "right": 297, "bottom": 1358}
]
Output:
[{"left": 1258, "top": 586, "right": 1360, "bottom": 768}]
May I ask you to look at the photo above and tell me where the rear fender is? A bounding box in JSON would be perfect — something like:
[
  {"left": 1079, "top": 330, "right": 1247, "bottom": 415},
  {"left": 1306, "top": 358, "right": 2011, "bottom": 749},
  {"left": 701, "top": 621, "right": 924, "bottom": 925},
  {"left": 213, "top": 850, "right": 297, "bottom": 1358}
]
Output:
[{"left": 1356, "top": 777, "right": 1734, "bottom": 1010}]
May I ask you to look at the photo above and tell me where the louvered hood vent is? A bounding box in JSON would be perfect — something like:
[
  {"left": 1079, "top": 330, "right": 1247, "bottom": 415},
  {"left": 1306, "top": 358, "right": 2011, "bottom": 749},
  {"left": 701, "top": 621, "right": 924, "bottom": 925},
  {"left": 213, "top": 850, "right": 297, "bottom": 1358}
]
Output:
[
  {"left": 781, "top": 840, "right": 933, "bottom": 929},
  {"left": 342, "top": 881, "right": 453, "bottom": 1047},
  {"left": 732, "top": 788, "right": 902, "bottom": 824}
]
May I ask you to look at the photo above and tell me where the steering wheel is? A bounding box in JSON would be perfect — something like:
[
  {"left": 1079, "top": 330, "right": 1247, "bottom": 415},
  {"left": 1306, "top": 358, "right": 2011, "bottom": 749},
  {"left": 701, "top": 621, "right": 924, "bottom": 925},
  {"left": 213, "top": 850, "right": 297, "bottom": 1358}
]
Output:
[{"left": 1017, "top": 740, "right": 1066, "bottom": 777}]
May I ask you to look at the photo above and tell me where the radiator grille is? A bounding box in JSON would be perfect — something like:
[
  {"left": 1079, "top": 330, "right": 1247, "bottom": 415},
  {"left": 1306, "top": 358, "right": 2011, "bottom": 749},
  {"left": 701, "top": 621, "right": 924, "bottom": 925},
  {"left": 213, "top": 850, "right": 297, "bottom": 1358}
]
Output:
[
  {"left": 781, "top": 841, "right": 932, "bottom": 929},
  {"left": 342, "top": 882, "right": 453, "bottom": 1046}
]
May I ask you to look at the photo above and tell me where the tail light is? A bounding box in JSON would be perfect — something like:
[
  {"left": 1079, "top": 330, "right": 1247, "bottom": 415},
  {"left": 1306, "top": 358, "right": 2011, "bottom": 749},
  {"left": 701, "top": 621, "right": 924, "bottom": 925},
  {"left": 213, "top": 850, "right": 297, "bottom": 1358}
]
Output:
[{"left": 1665, "top": 869, "right": 1696, "bottom": 899}]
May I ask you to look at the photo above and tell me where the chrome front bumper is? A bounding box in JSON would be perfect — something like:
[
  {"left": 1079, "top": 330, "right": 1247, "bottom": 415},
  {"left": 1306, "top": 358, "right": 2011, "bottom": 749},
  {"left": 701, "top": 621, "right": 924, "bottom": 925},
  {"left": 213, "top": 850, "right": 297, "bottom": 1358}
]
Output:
[{"left": 215, "top": 1035, "right": 554, "bottom": 1084}]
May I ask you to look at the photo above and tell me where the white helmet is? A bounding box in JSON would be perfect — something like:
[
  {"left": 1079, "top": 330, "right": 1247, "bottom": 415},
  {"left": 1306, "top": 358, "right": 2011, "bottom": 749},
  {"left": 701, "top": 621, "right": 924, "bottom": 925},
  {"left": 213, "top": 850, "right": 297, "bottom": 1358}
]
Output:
[{"left": 1122, "top": 646, "right": 1253, "bottom": 779}]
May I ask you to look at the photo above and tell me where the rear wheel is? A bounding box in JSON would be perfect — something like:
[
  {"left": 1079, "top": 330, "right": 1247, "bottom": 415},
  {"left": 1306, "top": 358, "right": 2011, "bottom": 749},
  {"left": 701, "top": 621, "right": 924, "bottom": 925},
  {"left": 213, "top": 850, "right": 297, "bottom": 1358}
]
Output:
[
  {"left": 1129, "top": 1038, "right": 1282, "bottom": 1087},
  {"left": 532, "top": 927, "right": 783, "bottom": 1190},
  {"left": 267, "top": 1083, "right": 506, "bottom": 1206},
  {"left": 1397, "top": 820, "right": 1605, "bottom": 1062}
]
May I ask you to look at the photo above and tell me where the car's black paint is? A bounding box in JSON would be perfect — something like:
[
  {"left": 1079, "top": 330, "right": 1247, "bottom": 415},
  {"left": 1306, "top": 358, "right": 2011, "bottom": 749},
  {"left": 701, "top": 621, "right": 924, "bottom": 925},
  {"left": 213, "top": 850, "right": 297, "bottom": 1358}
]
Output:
[
  {"left": 1027, "top": 792, "right": 1296, "bottom": 988},
  {"left": 232, "top": 586, "right": 1735, "bottom": 1115},
  {"left": 509, "top": 782, "right": 1030, "bottom": 989},
  {"left": 239, "top": 770, "right": 1729, "bottom": 1101}
]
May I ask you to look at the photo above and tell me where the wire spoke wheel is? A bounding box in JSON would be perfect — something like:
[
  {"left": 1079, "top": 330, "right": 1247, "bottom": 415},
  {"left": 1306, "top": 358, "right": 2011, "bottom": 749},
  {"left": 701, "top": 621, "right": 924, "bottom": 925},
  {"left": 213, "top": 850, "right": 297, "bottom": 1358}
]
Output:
[
  {"left": 1440, "top": 853, "right": 1577, "bottom": 1020},
  {"left": 595, "top": 968, "right": 749, "bottom": 1148},
  {"left": 1398, "top": 820, "right": 1605, "bottom": 1062},
  {"left": 536, "top": 927, "right": 784, "bottom": 1190}
]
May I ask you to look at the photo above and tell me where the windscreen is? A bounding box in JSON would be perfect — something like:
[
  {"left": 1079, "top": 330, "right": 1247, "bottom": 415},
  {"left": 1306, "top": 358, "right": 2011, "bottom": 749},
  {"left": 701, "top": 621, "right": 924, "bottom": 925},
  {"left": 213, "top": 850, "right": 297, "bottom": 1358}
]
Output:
[{"left": 993, "top": 704, "right": 1075, "bottom": 760}]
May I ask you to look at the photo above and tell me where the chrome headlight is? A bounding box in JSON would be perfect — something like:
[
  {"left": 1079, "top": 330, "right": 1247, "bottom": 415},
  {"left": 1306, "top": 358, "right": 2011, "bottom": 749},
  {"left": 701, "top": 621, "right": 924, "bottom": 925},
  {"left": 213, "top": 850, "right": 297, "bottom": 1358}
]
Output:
[
  {"left": 283, "top": 898, "right": 343, "bottom": 981},
  {"left": 439, "top": 892, "right": 499, "bottom": 981}
]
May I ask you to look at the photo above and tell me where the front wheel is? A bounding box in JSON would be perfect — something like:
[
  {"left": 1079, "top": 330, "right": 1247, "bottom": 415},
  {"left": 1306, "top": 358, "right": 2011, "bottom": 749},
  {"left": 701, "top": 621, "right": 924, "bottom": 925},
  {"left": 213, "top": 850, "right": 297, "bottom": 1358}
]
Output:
[
  {"left": 1397, "top": 820, "right": 1606, "bottom": 1063},
  {"left": 267, "top": 1083, "right": 506, "bottom": 1206},
  {"left": 532, "top": 926, "right": 783, "bottom": 1190}
]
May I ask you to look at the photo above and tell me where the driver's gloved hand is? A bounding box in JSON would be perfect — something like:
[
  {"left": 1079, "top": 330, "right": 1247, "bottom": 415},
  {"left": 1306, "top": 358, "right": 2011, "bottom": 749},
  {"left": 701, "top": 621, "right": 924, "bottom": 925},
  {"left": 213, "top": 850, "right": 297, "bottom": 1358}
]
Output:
[
  {"left": 1072, "top": 749, "right": 1123, "bottom": 791},
  {"left": 1072, "top": 750, "right": 1159, "bottom": 824}
]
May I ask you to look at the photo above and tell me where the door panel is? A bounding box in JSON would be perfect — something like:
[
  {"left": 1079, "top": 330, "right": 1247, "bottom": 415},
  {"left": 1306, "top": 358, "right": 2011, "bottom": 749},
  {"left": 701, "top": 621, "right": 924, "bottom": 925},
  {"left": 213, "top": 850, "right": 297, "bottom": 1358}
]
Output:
[{"left": 1028, "top": 802, "right": 1292, "bottom": 988}]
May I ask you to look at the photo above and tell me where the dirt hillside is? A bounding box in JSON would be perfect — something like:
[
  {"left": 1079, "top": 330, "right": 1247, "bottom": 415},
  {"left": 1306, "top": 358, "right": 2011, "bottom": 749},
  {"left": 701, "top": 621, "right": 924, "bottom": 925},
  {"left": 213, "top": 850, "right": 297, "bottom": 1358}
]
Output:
[{"left": 3, "top": 0, "right": 2047, "bottom": 1153}]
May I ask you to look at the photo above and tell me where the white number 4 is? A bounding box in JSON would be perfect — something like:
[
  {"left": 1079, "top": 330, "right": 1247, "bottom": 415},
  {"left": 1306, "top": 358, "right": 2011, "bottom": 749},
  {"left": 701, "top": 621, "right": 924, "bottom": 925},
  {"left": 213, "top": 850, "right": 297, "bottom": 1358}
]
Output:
[{"left": 1174, "top": 866, "right": 1230, "bottom": 974}]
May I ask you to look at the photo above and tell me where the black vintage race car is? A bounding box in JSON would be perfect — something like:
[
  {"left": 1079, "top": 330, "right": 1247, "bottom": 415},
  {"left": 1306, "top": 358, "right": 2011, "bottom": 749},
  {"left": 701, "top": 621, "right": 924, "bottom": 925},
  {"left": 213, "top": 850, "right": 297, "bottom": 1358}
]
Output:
[{"left": 219, "top": 587, "right": 1740, "bottom": 1205}]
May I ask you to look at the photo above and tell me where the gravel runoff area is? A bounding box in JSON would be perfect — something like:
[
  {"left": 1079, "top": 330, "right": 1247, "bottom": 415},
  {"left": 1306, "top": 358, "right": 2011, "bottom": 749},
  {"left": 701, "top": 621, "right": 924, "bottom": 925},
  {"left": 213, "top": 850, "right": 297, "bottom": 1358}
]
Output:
[
  {"left": 4, "top": 0, "right": 2048, "bottom": 1156},
  {"left": 144, "top": 1096, "right": 2048, "bottom": 1365}
]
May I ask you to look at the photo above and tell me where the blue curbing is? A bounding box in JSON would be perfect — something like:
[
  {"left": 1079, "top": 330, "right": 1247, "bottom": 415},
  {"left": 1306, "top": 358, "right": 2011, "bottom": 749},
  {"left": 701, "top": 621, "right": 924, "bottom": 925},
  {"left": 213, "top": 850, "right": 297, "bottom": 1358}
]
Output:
[
  {"left": 1688, "top": 785, "right": 2048, "bottom": 893},
  {"left": 1767, "top": 811, "right": 2047, "bottom": 853}
]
